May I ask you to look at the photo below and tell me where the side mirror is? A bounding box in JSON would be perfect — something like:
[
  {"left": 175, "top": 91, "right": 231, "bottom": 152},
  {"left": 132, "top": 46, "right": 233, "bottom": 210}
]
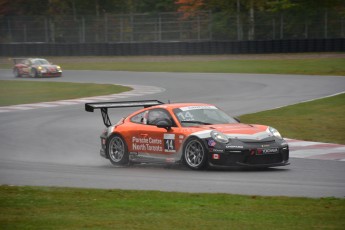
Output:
[{"left": 156, "top": 119, "right": 172, "bottom": 130}]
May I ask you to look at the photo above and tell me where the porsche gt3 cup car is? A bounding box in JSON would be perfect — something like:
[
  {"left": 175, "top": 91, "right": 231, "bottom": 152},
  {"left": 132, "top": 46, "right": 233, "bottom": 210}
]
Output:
[
  {"left": 13, "top": 58, "right": 62, "bottom": 78},
  {"left": 85, "top": 100, "right": 289, "bottom": 170}
]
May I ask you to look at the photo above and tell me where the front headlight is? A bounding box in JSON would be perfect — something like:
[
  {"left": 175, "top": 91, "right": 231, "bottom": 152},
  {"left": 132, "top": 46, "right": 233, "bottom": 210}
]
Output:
[
  {"left": 267, "top": 127, "right": 282, "bottom": 139},
  {"left": 37, "top": 66, "right": 46, "bottom": 73},
  {"left": 211, "top": 130, "right": 229, "bottom": 143},
  {"left": 56, "top": 66, "right": 61, "bottom": 70}
]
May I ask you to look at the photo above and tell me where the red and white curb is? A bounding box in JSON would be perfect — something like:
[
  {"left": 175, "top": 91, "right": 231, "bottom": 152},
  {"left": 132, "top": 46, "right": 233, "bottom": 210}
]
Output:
[
  {"left": 0, "top": 84, "right": 165, "bottom": 113},
  {"left": 287, "top": 139, "right": 345, "bottom": 161}
]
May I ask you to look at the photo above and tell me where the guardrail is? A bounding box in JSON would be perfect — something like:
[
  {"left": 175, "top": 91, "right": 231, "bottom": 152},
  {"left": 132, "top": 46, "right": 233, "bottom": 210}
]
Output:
[{"left": 1, "top": 39, "right": 344, "bottom": 56}]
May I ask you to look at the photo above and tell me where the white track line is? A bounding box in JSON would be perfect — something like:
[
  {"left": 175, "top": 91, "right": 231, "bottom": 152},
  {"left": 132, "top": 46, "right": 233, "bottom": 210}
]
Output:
[{"left": 0, "top": 85, "right": 165, "bottom": 113}]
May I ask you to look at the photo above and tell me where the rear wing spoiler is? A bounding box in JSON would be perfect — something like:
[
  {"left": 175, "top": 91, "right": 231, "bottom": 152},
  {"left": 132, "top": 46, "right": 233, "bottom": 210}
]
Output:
[
  {"left": 85, "top": 100, "right": 164, "bottom": 127},
  {"left": 12, "top": 58, "right": 27, "bottom": 64}
]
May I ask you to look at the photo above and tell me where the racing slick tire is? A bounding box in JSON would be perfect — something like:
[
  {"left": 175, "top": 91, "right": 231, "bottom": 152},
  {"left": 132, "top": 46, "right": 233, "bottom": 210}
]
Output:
[
  {"left": 182, "top": 137, "right": 208, "bottom": 170},
  {"left": 13, "top": 68, "right": 21, "bottom": 78},
  {"left": 106, "top": 134, "right": 129, "bottom": 166},
  {"left": 30, "top": 68, "right": 38, "bottom": 78}
]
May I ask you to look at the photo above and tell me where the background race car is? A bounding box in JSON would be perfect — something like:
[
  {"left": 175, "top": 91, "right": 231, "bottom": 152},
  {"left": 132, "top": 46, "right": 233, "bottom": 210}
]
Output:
[
  {"left": 13, "top": 58, "right": 62, "bottom": 78},
  {"left": 85, "top": 100, "right": 289, "bottom": 170}
]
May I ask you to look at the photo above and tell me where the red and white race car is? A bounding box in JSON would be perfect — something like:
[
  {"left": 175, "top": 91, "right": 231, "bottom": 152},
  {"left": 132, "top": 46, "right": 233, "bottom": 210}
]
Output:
[
  {"left": 85, "top": 100, "right": 289, "bottom": 170},
  {"left": 13, "top": 58, "right": 62, "bottom": 78}
]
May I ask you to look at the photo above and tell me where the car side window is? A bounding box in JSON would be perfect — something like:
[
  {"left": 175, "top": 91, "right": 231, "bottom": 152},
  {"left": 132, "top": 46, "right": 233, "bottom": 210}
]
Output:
[
  {"left": 147, "top": 109, "right": 173, "bottom": 126},
  {"left": 131, "top": 109, "right": 175, "bottom": 126},
  {"left": 130, "top": 111, "right": 146, "bottom": 124}
]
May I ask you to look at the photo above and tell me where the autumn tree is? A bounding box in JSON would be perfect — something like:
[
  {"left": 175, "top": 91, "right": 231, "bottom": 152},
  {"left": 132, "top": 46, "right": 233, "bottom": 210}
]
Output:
[{"left": 175, "top": 0, "right": 204, "bottom": 18}]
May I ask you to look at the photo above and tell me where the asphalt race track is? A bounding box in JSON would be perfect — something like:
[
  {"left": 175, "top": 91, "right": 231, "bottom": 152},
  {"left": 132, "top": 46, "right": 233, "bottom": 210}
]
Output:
[{"left": 1, "top": 69, "right": 345, "bottom": 198}]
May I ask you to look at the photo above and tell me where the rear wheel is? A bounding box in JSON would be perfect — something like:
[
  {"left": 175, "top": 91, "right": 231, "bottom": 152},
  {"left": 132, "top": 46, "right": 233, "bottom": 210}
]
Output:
[
  {"left": 13, "top": 68, "right": 21, "bottom": 77},
  {"left": 183, "top": 137, "right": 208, "bottom": 170},
  {"left": 106, "top": 134, "right": 129, "bottom": 166}
]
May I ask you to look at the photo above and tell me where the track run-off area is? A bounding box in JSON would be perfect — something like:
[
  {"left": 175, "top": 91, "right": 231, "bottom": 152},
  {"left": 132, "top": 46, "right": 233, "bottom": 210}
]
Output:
[{"left": 0, "top": 69, "right": 345, "bottom": 198}]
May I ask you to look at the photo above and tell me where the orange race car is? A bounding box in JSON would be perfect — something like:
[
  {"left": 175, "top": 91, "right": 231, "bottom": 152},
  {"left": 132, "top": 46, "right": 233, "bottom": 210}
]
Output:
[
  {"left": 85, "top": 100, "right": 289, "bottom": 170},
  {"left": 13, "top": 58, "right": 62, "bottom": 78}
]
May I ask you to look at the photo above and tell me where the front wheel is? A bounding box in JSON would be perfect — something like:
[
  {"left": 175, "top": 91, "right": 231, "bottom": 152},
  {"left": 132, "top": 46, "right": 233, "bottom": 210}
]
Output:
[
  {"left": 182, "top": 137, "right": 208, "bottom": 170},
  {"left": 106, "top": 134, "right": 129, "bottom": 166},
  {"left": 30, "top": 68, "right": 38, "bottom": 78}
]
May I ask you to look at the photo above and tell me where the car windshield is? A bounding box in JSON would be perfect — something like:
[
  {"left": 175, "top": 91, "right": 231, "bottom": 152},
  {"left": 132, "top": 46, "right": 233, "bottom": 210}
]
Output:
[
  {"left": 32, "top": 59, "right": 49, "bottom": 65},
  {"left": 173, "top": 105, "right": 238, "bottom": 127}
]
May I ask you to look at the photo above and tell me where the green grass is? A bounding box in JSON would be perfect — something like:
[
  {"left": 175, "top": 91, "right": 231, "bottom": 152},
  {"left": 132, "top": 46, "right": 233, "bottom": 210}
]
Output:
[
  {"left": 240, "top": 93, "right": 345, "bottom": 144},
  {"left": 1, "top": 56, "right": 344, "bottom": 76},
  {"left": 0, "top": 80, "right": 131, "bottom": 106},
  {"left": 58, "top": 58, "right": 345, "bottom": 76},
  {"left": 1, "top": 185, "right": 344, "bottom": 230},
  {"left": 1, "top": 57, "right": 344, "bottom": 228}
]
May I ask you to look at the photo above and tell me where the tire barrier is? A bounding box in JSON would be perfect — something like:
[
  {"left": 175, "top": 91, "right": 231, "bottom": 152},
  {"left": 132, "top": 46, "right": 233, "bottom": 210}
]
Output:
[{"left": 1, "top": 39, "right": 344, "bottom": 56}]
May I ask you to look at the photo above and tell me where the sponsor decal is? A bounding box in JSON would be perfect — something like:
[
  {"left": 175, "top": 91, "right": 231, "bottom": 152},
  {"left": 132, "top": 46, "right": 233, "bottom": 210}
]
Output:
[
  {"left": 256, "top": 148, "right": 279, "bottom": 155},
  {"left": 180, "top": 106, "right": 217, "bottom": 111},
  {"left": 262, "top": 148, "right": 279, "bottom": 154},
  {"left": 181, "top": 128, "right": 200, "bottom": 133},
  {"left": 165, "top": 158, "right": 175, "bottom": 163},
  {"left": 132, "top": 136, "right": 163, "bottom": 152},
  {"left": 212, "top": 154, "right": 220, "bottom": 160},
  {"left": 208, "top": 139, "right": 216, "bottom": 147},
  {"left": 226, "top": 145, "right": 244, "bottom": 149},
  {"left": 211, "top": 148, "right": 224, "bottom": 153}
]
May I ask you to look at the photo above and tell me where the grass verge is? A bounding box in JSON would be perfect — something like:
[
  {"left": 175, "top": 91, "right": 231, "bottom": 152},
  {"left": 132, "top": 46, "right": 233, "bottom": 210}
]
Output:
[
  {"left": 239, "top": 93, "right": 345, "bottom": 144},
  {"left": 1, "top": 185, "right": 344, "bottom": 230},
  {"left": 1, "top": 56, "right": 345, "bottom": 76},
  {"left": 56, "top": 58, "right": 345, "bottom": 76},
  {"left": 0, "top": 80, "right": 131, "bottom": 106}
]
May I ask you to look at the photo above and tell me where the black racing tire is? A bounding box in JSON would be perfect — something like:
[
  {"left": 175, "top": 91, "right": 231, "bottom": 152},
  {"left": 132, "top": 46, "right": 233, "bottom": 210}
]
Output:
[
  {"left": 30, "top": 68, "right": 38, "bottom": 78},
  {"left": 182, "top": 137, "right": 208, "bottom": 170},
  {"left": 13, "top": 68, "right": 21, "bottom": 78},
  {"left": 106, "top": 134, "right": 129, "bottom": 166}
]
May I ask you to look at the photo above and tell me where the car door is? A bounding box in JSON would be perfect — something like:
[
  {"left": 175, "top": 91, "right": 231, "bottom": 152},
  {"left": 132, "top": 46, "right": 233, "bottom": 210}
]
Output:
[
  {"left": 21, "top": 59, "right": 31, "bottom": 75},
  {"left": 129, "top": 108, "right": 177, "bottom": 155}
]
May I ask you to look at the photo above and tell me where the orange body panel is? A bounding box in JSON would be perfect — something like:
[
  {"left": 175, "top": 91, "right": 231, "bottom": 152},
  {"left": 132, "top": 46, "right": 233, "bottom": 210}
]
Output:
[
  {"left": 87, "top": 101, "right": 289, "bottom": 168},
  {"left": 111, "top": 103, "right": 269, "bottom": 156}
]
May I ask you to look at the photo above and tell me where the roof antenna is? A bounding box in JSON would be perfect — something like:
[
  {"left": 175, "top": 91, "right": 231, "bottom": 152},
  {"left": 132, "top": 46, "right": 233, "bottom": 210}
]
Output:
[{"left": 168, "top": 100, "right": 171, "bottom": 104}]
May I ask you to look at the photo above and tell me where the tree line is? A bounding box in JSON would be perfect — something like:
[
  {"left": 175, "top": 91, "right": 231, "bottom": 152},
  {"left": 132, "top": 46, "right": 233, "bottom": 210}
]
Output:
[
  {"left": 0, "top": 0, "right": 344, "bottom": 17},
  {"left": 1, "top": 0, "right": 344, "bottom": 43}
]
